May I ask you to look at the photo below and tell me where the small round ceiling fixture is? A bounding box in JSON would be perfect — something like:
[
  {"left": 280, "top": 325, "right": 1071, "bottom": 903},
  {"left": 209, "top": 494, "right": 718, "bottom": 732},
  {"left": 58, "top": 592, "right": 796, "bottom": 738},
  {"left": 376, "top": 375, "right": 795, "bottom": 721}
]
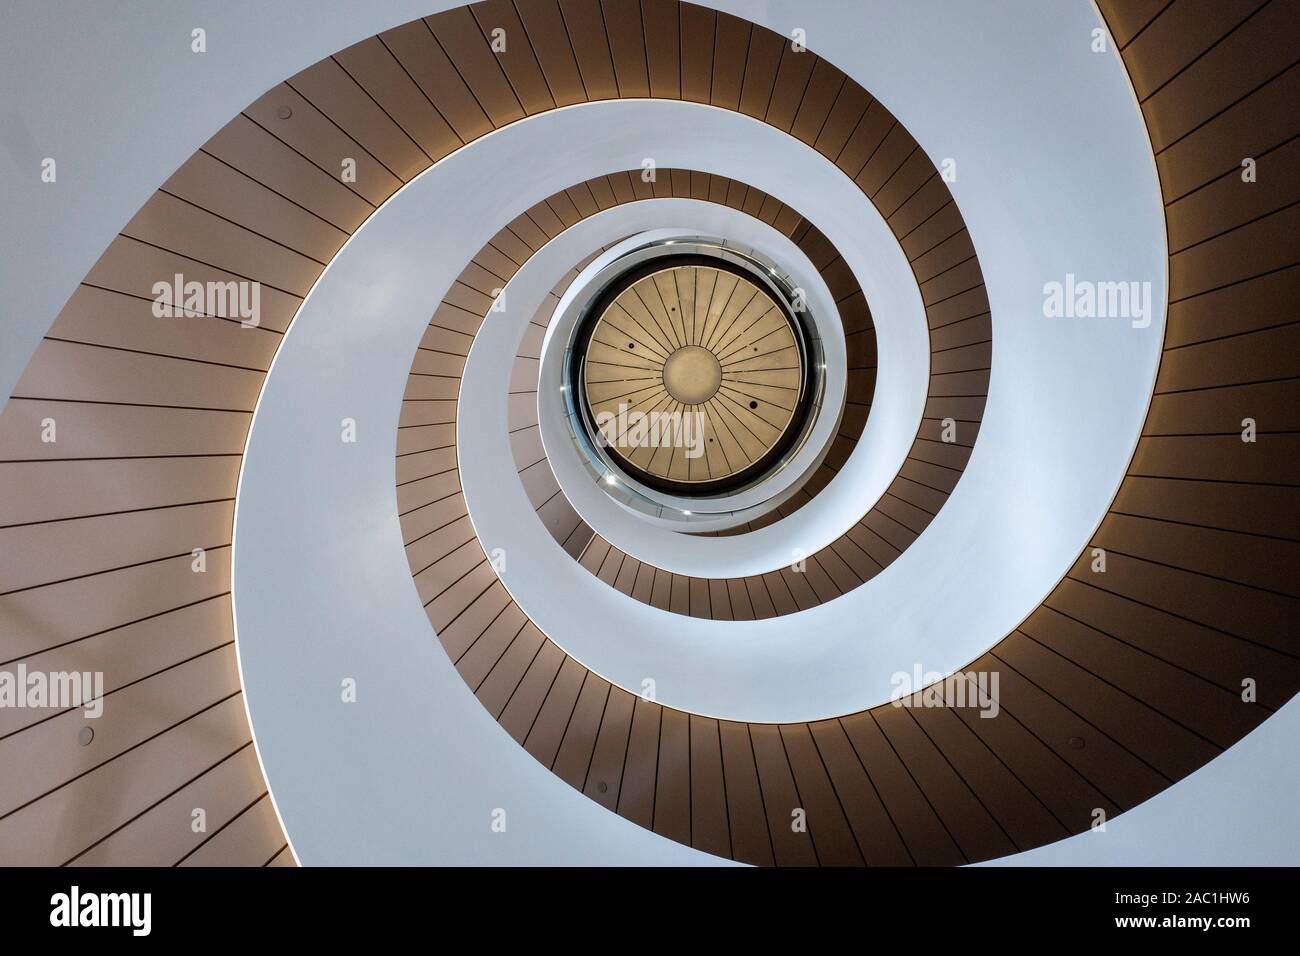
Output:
[{"left": 661, "top": 345, "right": 722, "bottom": 405}]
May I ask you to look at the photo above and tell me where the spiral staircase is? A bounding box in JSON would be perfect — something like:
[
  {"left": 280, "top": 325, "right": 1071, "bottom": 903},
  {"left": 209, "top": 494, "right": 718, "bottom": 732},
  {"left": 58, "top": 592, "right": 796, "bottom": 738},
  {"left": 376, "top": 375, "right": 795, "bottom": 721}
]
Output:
[{"left": 1, "top": 0, "right": 1297, "bottom": 866}]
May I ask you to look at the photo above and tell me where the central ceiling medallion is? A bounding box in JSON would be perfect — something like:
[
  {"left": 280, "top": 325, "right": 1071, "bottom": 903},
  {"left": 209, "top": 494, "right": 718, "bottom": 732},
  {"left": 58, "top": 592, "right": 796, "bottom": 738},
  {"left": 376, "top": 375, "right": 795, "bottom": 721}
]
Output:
[
  {"left": 661, "top": 344, "right": 722, "bottom": 405},
  {"left": 573, "top": 255, "right": 812, "bottom": 496}
]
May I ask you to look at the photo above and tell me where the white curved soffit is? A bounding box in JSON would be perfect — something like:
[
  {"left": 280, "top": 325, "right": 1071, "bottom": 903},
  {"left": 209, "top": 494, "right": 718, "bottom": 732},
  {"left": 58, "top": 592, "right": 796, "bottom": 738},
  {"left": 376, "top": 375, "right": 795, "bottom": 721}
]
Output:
[{"left": 222, "top": 2, "right": 1165, "bottom": 860}]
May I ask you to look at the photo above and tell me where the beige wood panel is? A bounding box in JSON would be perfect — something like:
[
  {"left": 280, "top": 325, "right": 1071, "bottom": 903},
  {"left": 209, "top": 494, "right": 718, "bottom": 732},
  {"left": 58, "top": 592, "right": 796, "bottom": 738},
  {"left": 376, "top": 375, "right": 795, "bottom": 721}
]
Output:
[
  {"left": 244, "top": 84, "right": 399, "bottom": 206},
  {"left": 521, "top": 655, "right": 587, "bottom": 766},
  {"left": 177, "top": 794, "right": 284, "bottom": 867},
  {"left": 469, "top": 2, "right": 556, "bottom": 115},
  {"left": 80, "top": 245, "right": 300, "bottom": 337},
  {"left": 0, "top": 500, "right": 233, "bottom": 594},
  {"left": 426, "top": 8, "right": 527, "bottom": 128},
  {"left": 498, "top": 638, "right": 566, "bottom": 742},
  {"left": 289, "top": 57, "right": 431, "bottom": 181},
  {"left": 602, "top": 0, "right": 651, "bottom": 98},
  {"left": 122, "top": 191, "right": 323, "bottom": 296},
  {"left": 1, "top": 697, "right": 256, "bottom": 866},
  {"left": 334, "top": 36, "right": 463, "bottom": 161},
  {"left": 559, "top": 0, "right": 619, "bottom": 100},
  {"left": 66, "top": 740, "right": 266, "bottom": 867},
  {"left": 163, "top": 151, "right": 350, "bottom": 263},
  {"left": 551, "top": 673, "right": 611, "bottom": 790},
  {"left": 380, "top": 20, "right": 493, "bottom": 142},
  {"left": 0, "top": 456, "right": 239, "bottom": 527},
  {"left": 458, "top": 612, "right": 532, "bottom": 700},
  {"left": 0, "top": 547, "right": 231, "bottom": 668},
  {"left": 0, "top": 645, "right": 243, "bottom": 819},
  {"left": 748, "top": 723, "right": 818, "bottom": 865},
  {"left": 202, "top": 115, "right": 373, "bottom": 232},
  {"left": 47, "top": 285, "right": 281, "bottom": 372},
  {"left": 806, "top": 719, "right": 912, "bottom": 865},
  {"left": 0, "top": 597, "right": 232, "bottom": 740},
  {"left": 476, "top": 622, "right": 547, "bottom": 718},
  {"left": 615, "top": 697, "right": 659, "bottom": 827}
]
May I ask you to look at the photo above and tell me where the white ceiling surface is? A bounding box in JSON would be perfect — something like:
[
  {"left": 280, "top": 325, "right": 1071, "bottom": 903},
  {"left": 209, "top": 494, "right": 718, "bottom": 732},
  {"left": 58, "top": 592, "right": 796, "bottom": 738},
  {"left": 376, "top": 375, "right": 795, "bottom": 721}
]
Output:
[{"left": 8, "top": 0, "right": 1290, "bottom": 865}]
